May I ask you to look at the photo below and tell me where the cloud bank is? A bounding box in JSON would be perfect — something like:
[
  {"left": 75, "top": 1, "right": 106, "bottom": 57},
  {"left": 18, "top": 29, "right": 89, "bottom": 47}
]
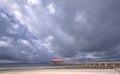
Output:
[{"left": 0, "top": 0, "right": 120, "bottom": 63}]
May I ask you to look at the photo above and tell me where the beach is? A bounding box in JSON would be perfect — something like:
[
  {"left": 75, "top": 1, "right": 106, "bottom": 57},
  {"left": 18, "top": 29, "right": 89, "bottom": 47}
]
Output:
[{"left": 0, "top": 69, "right": 118, "bottom": 74}]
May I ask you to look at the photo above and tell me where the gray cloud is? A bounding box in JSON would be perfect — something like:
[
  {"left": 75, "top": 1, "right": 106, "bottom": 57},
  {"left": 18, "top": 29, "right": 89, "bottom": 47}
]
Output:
[
  {"left": 50, "top": 0, "right": 120, "bottom": 58},
  {"left": 0, "top": 0, "right": 120, "bottom": 63}
]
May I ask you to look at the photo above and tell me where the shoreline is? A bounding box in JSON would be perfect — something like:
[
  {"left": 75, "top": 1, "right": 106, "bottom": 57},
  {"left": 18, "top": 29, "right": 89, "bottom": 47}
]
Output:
[
  {"left": 0, "top": 69, "right": 117, "bottom": 74},
  {"left": 0, "top": 66, "right": 118, "bottom": 70}
]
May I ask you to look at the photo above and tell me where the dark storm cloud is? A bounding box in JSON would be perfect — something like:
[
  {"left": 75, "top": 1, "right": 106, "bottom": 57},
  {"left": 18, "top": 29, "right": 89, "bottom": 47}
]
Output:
[
  {"left": 0, "top": 0, "right": 120, "bottom": 63},
  {"left": 48, "top": 0, "right": 120, "bottom": 59}
]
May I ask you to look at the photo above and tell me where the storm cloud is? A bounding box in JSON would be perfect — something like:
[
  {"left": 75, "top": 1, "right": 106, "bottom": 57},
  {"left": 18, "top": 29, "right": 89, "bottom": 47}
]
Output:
[{"left": 0, "top": 0, "right": 120, "bottom": 63}]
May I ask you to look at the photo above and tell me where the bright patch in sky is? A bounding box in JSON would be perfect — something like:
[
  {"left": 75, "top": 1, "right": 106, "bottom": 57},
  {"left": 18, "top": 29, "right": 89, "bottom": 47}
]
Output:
[
  {"left": 0, "top": 41, "right": 9, "bottom": 47},
  {"left": 47, "top": 3, "right": 56, "bottom": 14},
  {"left": 19, "top": 39, "right": 31, "bottom": 46},
  {"left": 28, "top": 0, "right": 40, "bottom": 5},
  {"left": 0, "top": 12, "right": 8, "bottom": 20},
  {"left": 75, "top": 12, "right": 86, "bottom": 23},
  {"left": 14, "top": 10, "right": 23, "bottom": 22}
]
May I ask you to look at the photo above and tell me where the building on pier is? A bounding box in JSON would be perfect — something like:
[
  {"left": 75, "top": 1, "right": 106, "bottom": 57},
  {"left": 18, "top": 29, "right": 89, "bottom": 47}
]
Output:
[{"left": 50, "top": 59, "right": 64, "bottom": 66}]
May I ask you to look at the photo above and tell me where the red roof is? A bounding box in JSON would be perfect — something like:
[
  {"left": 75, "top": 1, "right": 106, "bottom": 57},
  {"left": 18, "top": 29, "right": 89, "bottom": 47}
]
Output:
[{"left": 50, "top": 59, "right": 64, "bottom": 62}]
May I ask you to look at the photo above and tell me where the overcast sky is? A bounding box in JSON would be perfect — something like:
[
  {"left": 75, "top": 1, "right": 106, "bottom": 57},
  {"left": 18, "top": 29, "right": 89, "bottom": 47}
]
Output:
[{"left": 0, "top": 0, "right": 120, "bottom": 63}]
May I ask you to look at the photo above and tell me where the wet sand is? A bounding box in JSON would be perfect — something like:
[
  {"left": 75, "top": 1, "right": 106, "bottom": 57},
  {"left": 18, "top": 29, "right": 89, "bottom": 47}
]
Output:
[{"left": 0, "top": 69, "right": 118, "bottom": 74}]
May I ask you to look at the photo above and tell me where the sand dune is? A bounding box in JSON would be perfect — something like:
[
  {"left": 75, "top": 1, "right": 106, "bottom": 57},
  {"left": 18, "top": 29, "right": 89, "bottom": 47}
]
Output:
[{"left": 0, "top": 69, "right": 118, "bottom": 74}]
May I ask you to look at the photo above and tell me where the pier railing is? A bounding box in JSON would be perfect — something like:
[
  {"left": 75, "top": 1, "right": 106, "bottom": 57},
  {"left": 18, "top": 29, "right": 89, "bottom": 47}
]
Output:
[{"left": 51, "top": 62, "right": 120, "bottom": 69}]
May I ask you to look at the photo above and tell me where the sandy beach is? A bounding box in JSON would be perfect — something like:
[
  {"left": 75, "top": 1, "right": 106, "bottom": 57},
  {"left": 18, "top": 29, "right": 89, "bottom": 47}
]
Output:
[{"left": 0, "top": 69, "right": 118, "bottom": 74}]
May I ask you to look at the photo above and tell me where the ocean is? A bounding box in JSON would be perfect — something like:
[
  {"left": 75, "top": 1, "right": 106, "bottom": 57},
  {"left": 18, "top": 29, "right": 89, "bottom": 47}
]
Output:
[{"left": 0, "top": 63, "right": 49, "bottom": 68}]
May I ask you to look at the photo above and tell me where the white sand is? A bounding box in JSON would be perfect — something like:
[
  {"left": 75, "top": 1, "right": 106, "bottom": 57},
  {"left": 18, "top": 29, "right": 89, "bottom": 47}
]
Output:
[{"left": 0, "top": 69, "right": 118, "bottom": 74}]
